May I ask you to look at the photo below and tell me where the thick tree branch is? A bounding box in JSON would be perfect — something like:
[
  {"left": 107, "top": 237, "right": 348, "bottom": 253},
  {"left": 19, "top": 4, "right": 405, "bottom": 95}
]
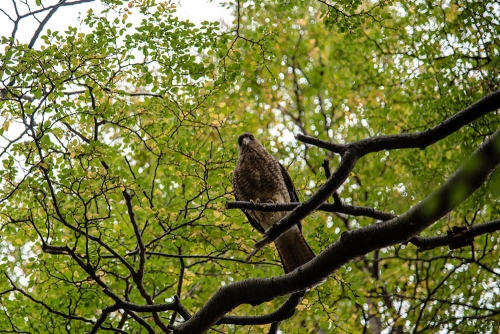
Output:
[
  {"left": 257, "top": 91, "right": 500, "bottom": 252},
  {"left": 298, "top": 90, "right": 500, "bottom": 154},
  {"left": 229, "top": 203, "right": 500, "bottom": 251},
  {"left": 174, "top": 126, "right": 500, "bottom": 333}
]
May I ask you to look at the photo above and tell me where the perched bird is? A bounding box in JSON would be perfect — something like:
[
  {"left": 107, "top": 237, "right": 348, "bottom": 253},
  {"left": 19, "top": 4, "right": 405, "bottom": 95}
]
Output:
[{"left": 232, "top": 132, "right": 315, "bottom": 273}]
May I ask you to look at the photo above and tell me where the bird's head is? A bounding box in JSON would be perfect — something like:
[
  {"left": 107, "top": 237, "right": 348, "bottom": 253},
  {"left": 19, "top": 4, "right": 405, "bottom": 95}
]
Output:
[{"left": 237, "top": 132, "right": 261, "bottom": 153}]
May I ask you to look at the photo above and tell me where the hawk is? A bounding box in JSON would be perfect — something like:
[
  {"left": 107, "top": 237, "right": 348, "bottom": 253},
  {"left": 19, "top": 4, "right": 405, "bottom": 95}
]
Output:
[{"left": 232, "top": 132, "right": 315, "bottom": 273}]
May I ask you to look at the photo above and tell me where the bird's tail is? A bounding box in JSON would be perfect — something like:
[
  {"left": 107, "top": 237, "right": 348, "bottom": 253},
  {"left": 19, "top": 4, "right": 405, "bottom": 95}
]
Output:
[{"left": 274, "top": 226, "right": 315, "bottom": 273}]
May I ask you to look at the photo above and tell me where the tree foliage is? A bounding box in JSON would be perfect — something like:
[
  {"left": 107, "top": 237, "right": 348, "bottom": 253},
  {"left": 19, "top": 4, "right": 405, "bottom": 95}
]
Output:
[{"left": 0, "top": 0, "right": 499, "bottom": 333}]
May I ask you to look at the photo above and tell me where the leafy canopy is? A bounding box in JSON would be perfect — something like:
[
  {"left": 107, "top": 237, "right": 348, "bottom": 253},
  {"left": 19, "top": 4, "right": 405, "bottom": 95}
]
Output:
[{"left": 0, "top": 0, "right": 500, "bottom": 333}]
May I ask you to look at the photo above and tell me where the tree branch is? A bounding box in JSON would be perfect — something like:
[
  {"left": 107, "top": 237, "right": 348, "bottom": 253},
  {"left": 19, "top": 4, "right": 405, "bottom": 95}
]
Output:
[
  {"left": 258, "top": 91, "right": 500, "bottom": 251},
  {"left": 218, "top": 291, "right": 305, "bottom": 325},
  {"left": 297, "top": 90, "right": 500, "bottom": 154},
  {"left": 123, "top": 189, "right": 170, "bottom": 332},
  {"left": 409, "top": 219, "right": 500, "bottom": 251},
  {"left": 226, "top": 201, "right": 395, "bottom": 221},
  {"left": 174, "top": 125, "right": 500, "bottom": 333}
]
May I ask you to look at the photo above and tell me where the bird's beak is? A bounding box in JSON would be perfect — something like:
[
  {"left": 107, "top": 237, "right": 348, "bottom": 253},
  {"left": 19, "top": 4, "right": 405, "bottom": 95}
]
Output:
[{"left": 242, "top": 137, "right": 251, "bottom": 145}]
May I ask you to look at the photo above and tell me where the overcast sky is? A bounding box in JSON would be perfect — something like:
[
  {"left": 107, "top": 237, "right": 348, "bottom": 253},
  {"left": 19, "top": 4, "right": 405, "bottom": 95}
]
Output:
[{"left": 0, "top": 0, "right": 232, "bottom": 44}]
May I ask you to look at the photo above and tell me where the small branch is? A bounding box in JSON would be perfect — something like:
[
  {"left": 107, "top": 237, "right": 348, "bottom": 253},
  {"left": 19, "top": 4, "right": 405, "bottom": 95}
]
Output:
[
  {"left": 122, "top": 190, "right": 145, "bottom": 275},
  {"left": 298, "top": 135, "right": 346, "bottom": 153},
  {"left": 63, "top": 121, "right": 91, "bottom": 143},
  {"left": 226, "top": 201, "right": 395, "bottom": 221},
  {"left": 41, "top": 243, "right": 70, "bottom": 254},
  {"left": 123, "top": 310, "right": 156, "bottom": 334},
  {"left": 173, "top": 295, "right": 192, "bottom": 321},
  {"left": 236, "top": 197, "right": 395, "bottom": 262},
  {"left": 218, "top": 291, "right": 305, "bottom": 325},
  {"left": 268, "top": 321, "right": 281, "bottom": 334},
  {"left": 410, "top": 219, "right": 500, "bottom": 251},
  {"left": 25, "top": 0, "right": 96, "bottom": 48},
  {"left": 122, "top": 190, "right": 170, "bottom": 333},
  {"left": 89, "top": 304, "right": 120, "bottom": 334},
  {"left": 321, "top": 158, "right": 331, "bottom": 178},
  {"left": 169, "top": 247, "right": 186, "bottom": 326},
  {"left": 114, "top": 250, "right": 278, "bottom": 267},
  {"left": 5, "top": 273, "right": 94, "bottom": 324}
]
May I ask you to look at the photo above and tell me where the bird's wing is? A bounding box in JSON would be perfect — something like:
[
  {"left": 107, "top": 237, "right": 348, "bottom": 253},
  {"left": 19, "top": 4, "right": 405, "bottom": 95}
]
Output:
[
  {"left": 234, "top": 193, "right": 266, "bottom": 234},
  {"left": 279, "top": 162, "right": 303, "bottom": 233},
  {"left": 279, "top": 162, "right": 299, "bottom": 202}
]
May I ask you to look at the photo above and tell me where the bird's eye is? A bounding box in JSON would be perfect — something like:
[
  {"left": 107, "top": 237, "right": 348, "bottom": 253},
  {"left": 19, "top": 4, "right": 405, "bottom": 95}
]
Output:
[{"left": 249, "top": 135, "right": 254, "bottom": 140}]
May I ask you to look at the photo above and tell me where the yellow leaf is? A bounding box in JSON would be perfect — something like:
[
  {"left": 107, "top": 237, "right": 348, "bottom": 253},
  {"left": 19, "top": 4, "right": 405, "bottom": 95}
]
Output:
[{"left": 99, "top": 166, "right": 107, "bottom": 176}]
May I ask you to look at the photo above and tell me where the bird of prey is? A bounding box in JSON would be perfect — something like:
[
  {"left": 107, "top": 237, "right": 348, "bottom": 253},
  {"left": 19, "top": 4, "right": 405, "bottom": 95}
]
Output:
[{"left": 232, "top": 132, "right": 315, "bottom": 273}]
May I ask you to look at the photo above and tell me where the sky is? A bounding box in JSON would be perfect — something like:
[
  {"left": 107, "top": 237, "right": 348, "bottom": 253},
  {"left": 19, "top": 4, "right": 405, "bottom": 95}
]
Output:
[
  {"left": 0, "top": 0, "right": 233, "bottom": 44},
  {"left": 176, "top": 0, "right": 232, "bottom": 24}
]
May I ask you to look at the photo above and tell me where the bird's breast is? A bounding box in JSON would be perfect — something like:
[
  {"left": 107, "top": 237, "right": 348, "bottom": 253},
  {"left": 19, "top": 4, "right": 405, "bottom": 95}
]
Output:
[{"left": 234, "top": 154, "right": 286, "bottom": 202}]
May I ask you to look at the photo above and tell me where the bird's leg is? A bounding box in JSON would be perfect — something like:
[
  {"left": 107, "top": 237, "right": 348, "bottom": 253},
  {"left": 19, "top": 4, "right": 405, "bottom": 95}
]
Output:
[
  {"left": 267, "top": 198, "right": 278, "bottom": 219},
  {"left": 249, "top": 198, "right": 261, "bottom": 209}
]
